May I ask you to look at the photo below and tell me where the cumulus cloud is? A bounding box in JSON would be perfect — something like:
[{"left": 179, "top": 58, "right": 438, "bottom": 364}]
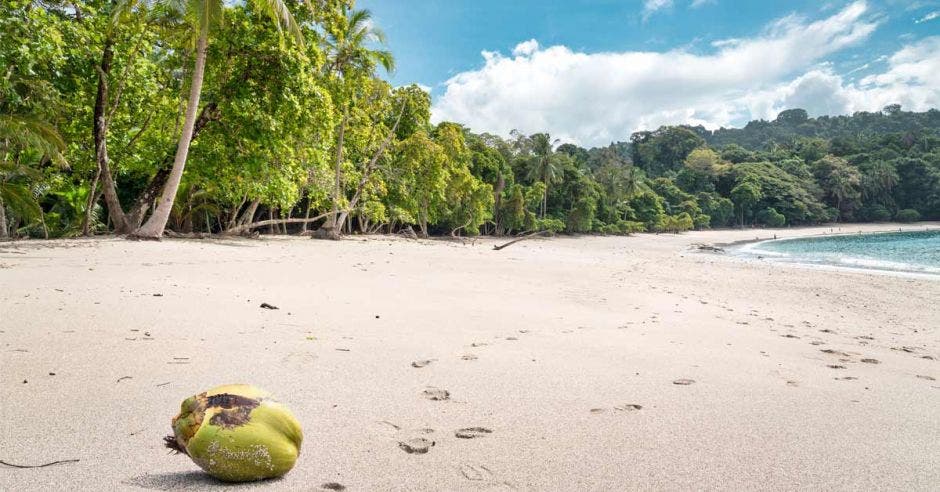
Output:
[{"left": 431, "top": 1, "right": 940, "bottom": 146}]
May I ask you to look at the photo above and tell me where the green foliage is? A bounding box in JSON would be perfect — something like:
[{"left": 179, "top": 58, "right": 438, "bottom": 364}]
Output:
[
  {"left": 755, "top": 207, "right": 786, "bottom": 227},
  {"left": 895, "top": 209, "right": 921, "bottom": 223}
]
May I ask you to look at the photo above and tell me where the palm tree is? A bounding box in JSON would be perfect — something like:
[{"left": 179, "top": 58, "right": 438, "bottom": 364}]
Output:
[
  {"left": 320, "top": 7, "right": 394, "bottom": 235},
  {"left": 121, "top": 0, "right": 307, "bottom": 238},
  {"left": 524, "top": 133, "right": 560, "bottom": 218},
  {"left": 0, "top": 114, "right": 66, "bottom": 238}
]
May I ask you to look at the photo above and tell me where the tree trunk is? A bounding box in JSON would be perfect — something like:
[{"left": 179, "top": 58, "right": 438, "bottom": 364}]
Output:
[
  {"left": 134, "top": 28, "right": 209, "bottom": 239},
  {"left": 82, "top": 170, "right": 101, "bottom": 236},
  {"left": 94, "top": 37, "right": 130, "bottom": 233},
  {"left": 126, "top": 102, "right": 218, "bottom": 229},
  {"left": 301, "top": 199, "right": 312, "bottom": 233},
  {"left": 327, "top": 107, "right": 349, "bottom": 231},
  {"left": 541, "top": 183, "right": 548, "bottom": 219},
  {"left": 0, "top": 197, "right": 7, "bottom": 239},
  {"left": 238, "top": 199, "right": 260, "bottom": 227},
  {"left": 420, "top": 198, "right": 429, "bottom": 238}
]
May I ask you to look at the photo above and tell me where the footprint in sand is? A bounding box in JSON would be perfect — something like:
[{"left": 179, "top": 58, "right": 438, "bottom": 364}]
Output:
[
  {"left": 319, "top": 483, "right": 346, "bottom": 491},
  {"left": 827, "top": 365, "right": 847, "bottom": 369},
  {"left": 459, "top": 464, "right": 495, "bottom": 482},
  {"left": 455, "top": 427, "right": 493, "bottom": 439},
  {"left": 835, "top": 376, "right": 858, "bottom": 381},
  {"left": 673, "top": 378, "right": 695, "bottom": 386},
  {"left": 590, "top": 408, "right": 607, "bottom": 414},
  {"left": 471, "top": 342, "right": 488, "bottom": 348},
  {"left": 411, "top": 359, "right": 435, "bottom": 368},
  {"left": 460, "top": 354, "right": 478, "bottom": 361},
  {"left": 423, "top": 387, "right": 451, "bottom": 401},
  {"left": 860, "top": 358, "right": 880, "bottom": 364},
  {"left": 398, "top": 437, "right": 435, "bottom": 454},
  {"left": 916, "top": 375, "right": 936, "bottom": 381}
]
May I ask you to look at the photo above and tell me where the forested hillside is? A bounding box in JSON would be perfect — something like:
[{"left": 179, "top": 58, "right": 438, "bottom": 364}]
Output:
[{"left": 2, "top": 1, "right": 939, "bottom": 239}]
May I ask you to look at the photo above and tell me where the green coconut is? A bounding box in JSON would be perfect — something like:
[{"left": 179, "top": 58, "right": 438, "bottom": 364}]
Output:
[{"left": 165, "top": 384, "right": 303, "bottom": 482}]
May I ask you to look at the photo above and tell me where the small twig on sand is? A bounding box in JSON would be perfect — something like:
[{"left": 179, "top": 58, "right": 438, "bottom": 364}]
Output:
[
  {"left": 0, "top": 459, "right": 80, "bottom": 469},
  {"left": 116, "top": 376, "right": 132, "bottom": 383},
  {"left": 493, "top": 231, "right": 549, "bottom": 251}
]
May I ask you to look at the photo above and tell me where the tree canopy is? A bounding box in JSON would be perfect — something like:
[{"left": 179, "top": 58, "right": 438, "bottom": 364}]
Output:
[{"left": 1, "top": 1, "right": 938, "bottom": 239}]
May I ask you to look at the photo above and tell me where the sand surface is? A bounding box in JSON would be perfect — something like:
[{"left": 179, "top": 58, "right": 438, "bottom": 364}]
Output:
[{"left": 1, "top": 225, "right": 938, "bottom": 491}]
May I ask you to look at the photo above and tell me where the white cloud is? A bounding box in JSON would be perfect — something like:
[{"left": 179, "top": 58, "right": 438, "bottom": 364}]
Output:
[
  {"left": 512, "top": 39, "right": 540, "bottom": 57},
  {"left": 643, "top": 0, "right": 673, "bottom": 21},
  {"left": 691, "top": 0, "right": 716, "bottom": 8},
  {"left": 431, "top": 2, "right": 939, "bottom": 147},
  {"left": 915, "top": 11, "right": 939, "bottom": 23}
]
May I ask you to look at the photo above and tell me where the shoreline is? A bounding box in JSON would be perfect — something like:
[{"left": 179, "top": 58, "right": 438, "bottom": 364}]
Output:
[{"left": 725, "top": 225, "right": 940, "bottom": 279}]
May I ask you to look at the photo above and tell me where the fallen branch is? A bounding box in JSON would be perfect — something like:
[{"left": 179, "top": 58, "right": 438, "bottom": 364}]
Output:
[
  {"left": 492, "top": 231, "right": 549, "bottom": 251},
  {"left": 222, "top": 212, "right": 339, "bottom": 235},
  {"left": 0, "top": 459, "right": 80, "bottom": 469}
]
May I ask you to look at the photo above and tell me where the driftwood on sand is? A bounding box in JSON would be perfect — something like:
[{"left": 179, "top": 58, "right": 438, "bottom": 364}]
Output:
[{"left": 493, "top": 231, "right": 550, "bottom": 251}]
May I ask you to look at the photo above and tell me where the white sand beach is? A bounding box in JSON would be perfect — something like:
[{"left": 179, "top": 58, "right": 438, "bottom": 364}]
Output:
[{"left": 1, "top": 225, "right": 938, "bottom": 490}]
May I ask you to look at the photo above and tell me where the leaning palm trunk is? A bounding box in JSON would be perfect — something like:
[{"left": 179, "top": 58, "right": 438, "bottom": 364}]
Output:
[{"left": 134, "top": 29, "right": 209, "bottom": 238}]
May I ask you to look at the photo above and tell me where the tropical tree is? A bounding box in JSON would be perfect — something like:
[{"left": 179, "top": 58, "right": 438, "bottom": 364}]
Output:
[
  {"left": 320, "top": 6, "right": 395, "bottom": 236},
  {"left": 120, "top": 0, "right": 307, "bottom": 238},
  {"left": 520, "top": 133, "right": 561, "bottom": 218}
]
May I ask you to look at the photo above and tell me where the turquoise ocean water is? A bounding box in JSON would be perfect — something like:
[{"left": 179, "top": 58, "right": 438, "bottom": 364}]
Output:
[{"left": 739, "top": 229, "right": 940, "bottom": 275}]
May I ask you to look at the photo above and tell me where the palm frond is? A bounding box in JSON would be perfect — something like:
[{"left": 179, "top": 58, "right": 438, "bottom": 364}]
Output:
[
  {"left": 0, "top": 114, "right": 67, "bottom": 167},
  {"left": 0, "top": 183, "right": 42, "bottom": 221}
]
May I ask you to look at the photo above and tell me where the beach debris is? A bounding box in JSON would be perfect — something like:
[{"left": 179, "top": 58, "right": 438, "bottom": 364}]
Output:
[
  {"left": 827, "top": 365, "right": 846, "bottom": 369},
  {"left": 164, "top": 384, "right": 302, "bottom": 482},
  {"left": 835, "top": 377, "right": 858, "bottom": 381},
  {"left": 860, "top": 358, "right": 880, "bottom": 364},
  {"left": 259, "top": 303, "right": 279, "bottom": 310},
  {"left": 411, "top": 359, "right": 435, "bottom": 368},
  {"left": 493, "top": 231, "right": 550, "bottom": 251},
  {"left": 614, "top": 404, "right": 643, "bottom": 411},
  {"left": 422, "top": 387, "right": 450, "bottom": 401},
  {"left": 116, "top": 376, "right": 132, "bottom": 383},
  {"left": 320, "top": 483, "right": 346, "bottom": 491},
  {"left": 0, "top": 459, "right": 80, "bottom": 469},
  {"left": 916, "top": 375, "right": 936, "bottom": 381},
  {"left": 694, "top": 244, "right": 725, "bottom": 253},
  {"left": 398, "top": 438, "right": 434, "bottom": 454},
  {"left": 590, "top": 408, "right": 607, "bottom": 414},
  {"left": 455, "top": 427, "right": 493, "bottom": 439},
  {"left": 399, "top": 225, "right": 418, "bottom": 240},
  {"left": 460, "top": 354, "right": 478, "bottom": 361},
  {"left": 672, "top": 378, "right": 695, "bottom": 385}
]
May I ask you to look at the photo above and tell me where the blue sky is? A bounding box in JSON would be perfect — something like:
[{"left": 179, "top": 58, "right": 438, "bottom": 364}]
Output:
[{"left": 358, "top": 0, "right": 940, "bottom": 146}]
